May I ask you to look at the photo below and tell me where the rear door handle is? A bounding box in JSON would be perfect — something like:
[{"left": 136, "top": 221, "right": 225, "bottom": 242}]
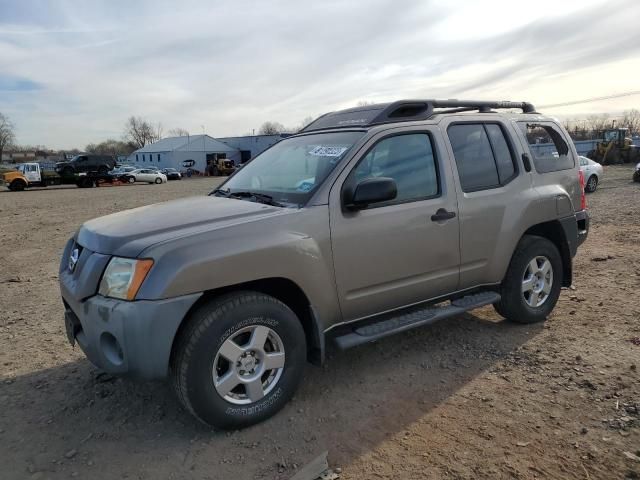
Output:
[{"left": 431, "top": 208, "right": 456, "bottom": 222}]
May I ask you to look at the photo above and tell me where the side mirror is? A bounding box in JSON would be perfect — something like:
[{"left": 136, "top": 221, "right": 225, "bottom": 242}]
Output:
[{"left": 345, "top": 177, "right": 397, "bottom": 209}]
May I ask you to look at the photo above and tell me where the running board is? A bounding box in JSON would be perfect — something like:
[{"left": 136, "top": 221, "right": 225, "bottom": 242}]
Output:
[{"left": 333, "top": 291, "right": 500, "bottom": 350}]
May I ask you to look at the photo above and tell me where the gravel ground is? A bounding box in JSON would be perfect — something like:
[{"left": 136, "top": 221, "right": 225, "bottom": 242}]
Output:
[{"left": 0, "top": 168, "right": 639, "bottom": 480}]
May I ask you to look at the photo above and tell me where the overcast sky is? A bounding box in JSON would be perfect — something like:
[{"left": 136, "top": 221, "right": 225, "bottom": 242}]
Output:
[{"left": 1, "top": 0, "right": 639, "bottom": 149}]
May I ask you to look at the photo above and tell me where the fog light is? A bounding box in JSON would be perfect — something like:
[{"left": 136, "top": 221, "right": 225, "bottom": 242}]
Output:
[{"left": 100, "top": 332, "right": 124, "bottom": 366}]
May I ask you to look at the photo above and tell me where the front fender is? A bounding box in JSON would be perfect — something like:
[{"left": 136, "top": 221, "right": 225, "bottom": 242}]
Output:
[{"left": 135, "top": 206, "right": 341, "bottom": 330}]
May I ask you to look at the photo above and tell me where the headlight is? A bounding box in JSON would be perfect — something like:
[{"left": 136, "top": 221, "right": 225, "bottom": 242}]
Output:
[{"left": 98, "top": 257, "right": 154, "bottom": 300}]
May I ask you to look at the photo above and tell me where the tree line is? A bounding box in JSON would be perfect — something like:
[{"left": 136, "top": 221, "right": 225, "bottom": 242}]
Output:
[{"left": 3, "top": 107, "right": 635, "bottom": 161}]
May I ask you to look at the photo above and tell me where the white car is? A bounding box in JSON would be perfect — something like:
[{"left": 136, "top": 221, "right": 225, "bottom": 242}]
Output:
[
  {"left": 128, "top": 168, "right": 167, "bottom": 184},
  {"left": 579, "top": 156, "right": 603, "bottom": 193}
]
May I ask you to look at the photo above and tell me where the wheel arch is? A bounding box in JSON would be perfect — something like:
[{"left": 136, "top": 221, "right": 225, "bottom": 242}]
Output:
[
  {"left": 10, "top": 178, "right": 28, "bottom": 191},
  {"left": 521, "top": 220, "right": 572, "bottom": 287},
  {"left": 170, "top": 277, "right": 325, "bottom": 368}
]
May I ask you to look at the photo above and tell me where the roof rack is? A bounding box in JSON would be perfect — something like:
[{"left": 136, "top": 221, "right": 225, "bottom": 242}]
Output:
[{"left": 300, "top": 99, "right": 538, "bottom": 132}]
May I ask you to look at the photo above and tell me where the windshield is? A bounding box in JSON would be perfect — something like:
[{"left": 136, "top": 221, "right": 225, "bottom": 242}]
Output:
[{"left": 217, "top": 131, "right": 364, "bottom": 206}]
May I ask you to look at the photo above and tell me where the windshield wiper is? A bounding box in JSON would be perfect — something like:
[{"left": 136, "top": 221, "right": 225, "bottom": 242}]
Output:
[
  {"left": 211, "top": 188, "right": 230, "bottom": 197},
  {"left": 213, "top": 189, "right": 284, "bottom": 207}
]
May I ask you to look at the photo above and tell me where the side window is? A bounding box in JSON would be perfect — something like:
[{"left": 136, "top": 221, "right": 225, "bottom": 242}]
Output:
[
  {"left": 485, "top": 124, "right": 515, "bottom": 183},
  {"left": 449, "top": 124, "right": 502, "bottom": 192},
  {"left": 157, "top": 154, "right": 160, "bottom": 162},
  {"left": 518, "top": 122, "right": 574, "bottom": 173},
  {"left": 350, "top": 133, "right": 438, "bottom": 204},
  {"left": 448, "top": 123, "right": 517, "bottom": 192}
]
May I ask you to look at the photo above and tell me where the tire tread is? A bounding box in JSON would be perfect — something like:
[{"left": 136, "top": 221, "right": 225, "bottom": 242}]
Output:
[{"left": 170, "top": 292, "right": 289, "bottom": 426}]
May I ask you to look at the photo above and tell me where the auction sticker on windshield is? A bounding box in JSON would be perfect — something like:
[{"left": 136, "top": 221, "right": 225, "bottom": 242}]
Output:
[{"left": 308, "top": 146, "right": 348, "bottom": 157}]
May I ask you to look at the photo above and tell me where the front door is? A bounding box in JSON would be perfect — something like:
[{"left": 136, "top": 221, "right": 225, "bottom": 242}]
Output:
[{"left": 330, "top": 130, "right": 461, "bottom": 321}]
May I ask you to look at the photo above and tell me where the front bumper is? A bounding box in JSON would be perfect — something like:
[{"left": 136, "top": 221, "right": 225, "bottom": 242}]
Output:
[
  {"left": 61, "top": 293, "right": 201, "bottom": 378},
  {"left": 59, "top": 240, "right": 201, "bottom": 379}
]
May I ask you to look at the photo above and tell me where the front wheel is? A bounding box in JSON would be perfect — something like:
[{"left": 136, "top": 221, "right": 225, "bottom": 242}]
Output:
[
  {"left": 155, "top": 177, "right": 162, "bottom": 184},
  {"left": 585, "top": 175, "right": 598, "bottom": 193},
  {"left": 494, "top": 235, "right": 562, "bottom": 324},
  {"left": 9, "top": 180, "right": 26, "bottom": 191},
  {"left": 171, "top": 292, "right": 306, "bottom": 429}
]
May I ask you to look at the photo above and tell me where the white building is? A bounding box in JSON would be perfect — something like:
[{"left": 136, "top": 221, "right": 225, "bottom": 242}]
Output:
[
  {"left": 126, "top": 134, "right": 288, "bottom": 173},
  {"left": 126, "top": 135, "right": 240, "bottom": 173}
]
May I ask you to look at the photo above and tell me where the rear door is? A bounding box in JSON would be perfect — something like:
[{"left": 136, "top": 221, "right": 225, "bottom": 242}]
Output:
[
  {"left": 442, "top": 118, "right": 532, "bottom": 288},
  {"left": 329, "top": 128, "right": 461, "bottom": 321}
]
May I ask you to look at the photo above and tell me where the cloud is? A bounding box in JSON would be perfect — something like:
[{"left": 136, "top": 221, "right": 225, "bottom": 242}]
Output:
[{"left": 0, "top": 0, "right": 639, "bottom": 148}]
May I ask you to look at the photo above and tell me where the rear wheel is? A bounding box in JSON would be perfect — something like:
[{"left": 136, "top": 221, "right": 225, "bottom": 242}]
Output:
[
  {"left": 494, "top": 235, "right": 562, "bottom": 324},
  {"left": 171, "top": 292, "right": 306, "bottom": 429},
  {"left": 585, "top": 175, "right": 598, "bottom": 193}
]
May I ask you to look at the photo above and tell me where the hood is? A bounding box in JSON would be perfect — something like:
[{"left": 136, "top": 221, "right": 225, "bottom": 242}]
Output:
[
  {"left": 77, "top": 196, "right": 285, "bottom": 257},
  {"left": 3, "top": 171, "right": 21, "bottom": 182}
]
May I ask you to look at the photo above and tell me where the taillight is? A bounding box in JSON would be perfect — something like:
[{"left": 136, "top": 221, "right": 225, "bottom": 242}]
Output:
[{"left": 578, "top": 170, "right": 587, "bottom": 210}]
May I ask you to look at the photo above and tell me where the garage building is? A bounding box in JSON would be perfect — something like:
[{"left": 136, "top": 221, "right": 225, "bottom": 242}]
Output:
[{"left": 127, "top": 133, "right": 288, "bottom": 174}]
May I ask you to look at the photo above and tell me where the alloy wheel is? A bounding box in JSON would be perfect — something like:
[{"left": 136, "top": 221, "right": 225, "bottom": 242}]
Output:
[
  {"left": 212, "top": 325, "right": 285, "bottom": 405},
  {"left": 522, "top": 256, "right": 553, "bottom": 307}
]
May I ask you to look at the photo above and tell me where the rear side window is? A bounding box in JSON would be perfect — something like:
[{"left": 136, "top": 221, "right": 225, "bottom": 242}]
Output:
[
  {"left": 518, "top": 122, "right": 574, "bottom": 173},
  {"left": 448, "top": 123, "right": 517, "bottom": 192}
]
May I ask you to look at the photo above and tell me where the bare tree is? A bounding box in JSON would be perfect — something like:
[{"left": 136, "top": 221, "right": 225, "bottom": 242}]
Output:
[
  {"left": 0, "top": 112, "right": 16, "bottom": 161},
  {"left": 124, "top": 116, "right": 163, "bottom": 148},
  {"left": 356, "top": 100, "right": 374, "bottom": 107},
  {"left": 258, "top": 121, "right": 286, "bottom": 135},
  {"left": 168, "top": 127, "right": 190, "bottom": 137},
  {"left": 86, "top": 139, "right": 137, "bottom": 156},
  {"left": 586, "top": 114, "right": 610, "bottom": 138},
  {"left": 621, "top": 109, "right": 640, "bottom": 136}
]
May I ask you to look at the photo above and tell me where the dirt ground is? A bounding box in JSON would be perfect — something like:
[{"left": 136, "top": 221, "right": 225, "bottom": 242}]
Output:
[{"left": 1, "top": 168, "right": 639, "bottom": 480}]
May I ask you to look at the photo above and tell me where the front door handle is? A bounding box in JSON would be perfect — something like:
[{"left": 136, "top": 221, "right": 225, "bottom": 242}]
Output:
[{"left": 431, "top": 208, "right": 456, "bottom": 222}]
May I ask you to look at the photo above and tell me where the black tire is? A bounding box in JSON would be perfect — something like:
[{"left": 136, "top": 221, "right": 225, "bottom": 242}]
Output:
[
  {"left": 634, "top": 170, "right": 640, "bottom": 183},
  {"left": 171, "top": 291, "right": 306, "bottom": 429},
  {"left": 9, "top": 179, "right": 26, "bottom": 191},
  {"left": 585, "top": 175, "right": 598, "bottom": 193},
  {"left": 154, "top": 177, "right": 162, "bottom": 184},
  {"left": 494, "top": 235, "right": 563, "bottom": 324},
  {"left": 127, "top": 176, "right": 135, "bottom": 184},
  {"left": 98, "top": 165, "right": 108, "bottom": 174}
]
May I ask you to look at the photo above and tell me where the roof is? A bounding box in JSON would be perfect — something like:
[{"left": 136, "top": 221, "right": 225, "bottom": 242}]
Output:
[
  {"left": 133, "top": 135, "right": 238, "bottom": 153},
  {"left": 300, "top": 99, "right": 537, "bottom": 133}
]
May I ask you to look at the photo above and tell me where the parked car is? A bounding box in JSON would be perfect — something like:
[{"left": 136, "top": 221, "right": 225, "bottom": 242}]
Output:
[
  {"left": 56, "top": 154, "right": 116, "bottom": 175},
  {"left": 578, "top": 156, "right": 603, "bottom": 192},
  {"left": 59, "top": 99, "right": 588, "bottom": 430},
  {"left": 160, "top": 168, "right": 182, "bottom": 180},
  {"left": 123, "top": 168, "right": 167, "bottom": 184},
  {"left": 109, "top": 166, "right": 136, "bottom": 180},
  {"left": 633, "top": 162, "right": 640, "bottom": 182}
]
